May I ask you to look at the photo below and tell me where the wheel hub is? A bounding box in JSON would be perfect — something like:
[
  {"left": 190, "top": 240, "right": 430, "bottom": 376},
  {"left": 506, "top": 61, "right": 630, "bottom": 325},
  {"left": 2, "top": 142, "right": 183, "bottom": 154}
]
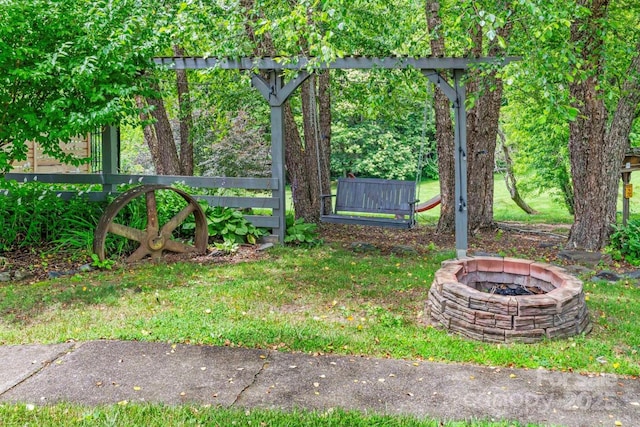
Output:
[{"left": 148, "top": 234, "right": 166, "bottom": 251}]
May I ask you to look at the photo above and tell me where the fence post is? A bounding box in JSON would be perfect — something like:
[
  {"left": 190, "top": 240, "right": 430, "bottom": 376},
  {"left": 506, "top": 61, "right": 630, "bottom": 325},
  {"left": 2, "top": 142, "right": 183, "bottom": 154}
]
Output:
[{"left": 101, "top": 126, "right": 120, "bottom": 193}]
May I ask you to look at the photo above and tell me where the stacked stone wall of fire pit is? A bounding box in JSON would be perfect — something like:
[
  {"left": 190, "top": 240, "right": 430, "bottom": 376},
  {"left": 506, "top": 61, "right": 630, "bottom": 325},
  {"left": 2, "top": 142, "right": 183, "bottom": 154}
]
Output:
[{"left": 426, "top": 257, "right": 591, "bottom": 343}]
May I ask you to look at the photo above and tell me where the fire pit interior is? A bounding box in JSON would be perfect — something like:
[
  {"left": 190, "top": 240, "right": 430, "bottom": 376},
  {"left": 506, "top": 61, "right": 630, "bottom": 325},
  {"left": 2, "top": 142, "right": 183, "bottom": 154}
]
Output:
[{"left": 426, "top": 257, "right": 591, "bottom": 343}]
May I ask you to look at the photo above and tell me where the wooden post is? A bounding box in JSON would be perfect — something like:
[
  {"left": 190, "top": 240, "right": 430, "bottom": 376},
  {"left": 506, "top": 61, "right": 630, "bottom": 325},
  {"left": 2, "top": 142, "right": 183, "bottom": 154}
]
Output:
[
  {"left": 622, "top": 170, "right": 631, "bottom": 226},
  {"left": 101, "top": 126, "right": 120, "bottom": 193}
]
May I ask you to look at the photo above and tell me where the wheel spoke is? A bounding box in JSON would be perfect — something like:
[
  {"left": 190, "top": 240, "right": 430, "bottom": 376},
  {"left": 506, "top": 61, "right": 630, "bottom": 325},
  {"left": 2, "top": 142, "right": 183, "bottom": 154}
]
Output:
[
  {"left": 164, "top": 239, "right": 196, "bottom": 254},
  {"left": 108, "top": 222, "right": 146, "bottom": 242},
  {"left": 145, "top": 190, "right": 160, "bottom": 234},
  {"left": 161, "top": 204, "right": 197, "bottom": 235},
  {"left": 126, "top": 245, "right": 151, "bottom": 263}
]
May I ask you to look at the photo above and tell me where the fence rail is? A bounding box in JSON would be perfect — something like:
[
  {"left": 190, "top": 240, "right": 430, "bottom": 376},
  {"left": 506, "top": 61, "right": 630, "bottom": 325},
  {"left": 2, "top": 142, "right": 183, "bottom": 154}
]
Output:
[{"left": 3, "top": 172, "right": 282, "bottom": 230}]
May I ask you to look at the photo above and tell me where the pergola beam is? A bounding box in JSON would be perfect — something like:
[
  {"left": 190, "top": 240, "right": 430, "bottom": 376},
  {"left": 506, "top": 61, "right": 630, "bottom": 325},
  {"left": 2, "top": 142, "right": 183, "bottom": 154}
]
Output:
[{"left": 153, "top": 56, "right": 517, "bottom": 71}]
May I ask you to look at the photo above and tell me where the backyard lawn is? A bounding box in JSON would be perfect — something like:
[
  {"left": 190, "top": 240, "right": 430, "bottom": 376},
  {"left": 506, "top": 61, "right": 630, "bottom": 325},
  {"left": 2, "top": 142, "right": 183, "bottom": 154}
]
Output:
[{"left": 1, "top": 175, "right": 639, "bottom": 426}]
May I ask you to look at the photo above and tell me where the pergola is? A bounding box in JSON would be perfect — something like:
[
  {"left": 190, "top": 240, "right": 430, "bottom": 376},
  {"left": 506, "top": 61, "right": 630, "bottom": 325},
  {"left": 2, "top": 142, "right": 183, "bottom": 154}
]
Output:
[{"left": 155, "top": 56, "right": 515, "bottom": 257}]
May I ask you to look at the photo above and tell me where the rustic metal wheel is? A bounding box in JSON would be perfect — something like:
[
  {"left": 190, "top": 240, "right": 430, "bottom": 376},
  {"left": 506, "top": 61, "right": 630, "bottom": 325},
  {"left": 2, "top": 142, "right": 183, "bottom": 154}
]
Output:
[{"left": 93, "top": 185, "right": 209, "bottom": 262}]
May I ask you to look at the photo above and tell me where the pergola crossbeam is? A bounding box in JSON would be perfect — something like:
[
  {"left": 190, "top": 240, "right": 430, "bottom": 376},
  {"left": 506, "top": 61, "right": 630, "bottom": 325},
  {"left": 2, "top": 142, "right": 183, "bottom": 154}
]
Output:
[{"left": 153, "top": 56, "right": 514, "bottom": 71}]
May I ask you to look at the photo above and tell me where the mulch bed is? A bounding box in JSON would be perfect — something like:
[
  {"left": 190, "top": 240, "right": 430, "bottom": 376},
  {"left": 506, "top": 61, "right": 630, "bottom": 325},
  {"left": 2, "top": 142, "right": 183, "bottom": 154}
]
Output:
[{"left": 0, "top": 221, "right": 631, "bottom": 284}]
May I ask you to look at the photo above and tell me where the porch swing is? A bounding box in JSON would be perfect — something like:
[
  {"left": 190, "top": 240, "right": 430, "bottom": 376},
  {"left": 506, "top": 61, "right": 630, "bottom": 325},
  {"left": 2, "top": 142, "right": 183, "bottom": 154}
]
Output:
[{"left": 318, "top": 81, "right": 441, "bottom": 229}]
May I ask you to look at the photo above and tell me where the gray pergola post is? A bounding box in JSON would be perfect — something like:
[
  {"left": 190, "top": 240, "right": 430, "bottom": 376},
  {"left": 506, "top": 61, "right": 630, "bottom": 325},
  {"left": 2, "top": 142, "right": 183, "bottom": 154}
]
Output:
[
  {"left": 422, "top": 69, "right": 468, "bottom": 258},
  {"left": 252, "top": 70, "right": 311, "bottom": 243},
  {"left": 101, "top": 125, "right": 119, "bottom": 193}
]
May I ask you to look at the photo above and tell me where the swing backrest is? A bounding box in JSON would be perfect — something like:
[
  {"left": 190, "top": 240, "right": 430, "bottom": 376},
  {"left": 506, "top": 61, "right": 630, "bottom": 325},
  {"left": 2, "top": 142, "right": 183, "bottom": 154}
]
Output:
[{"left": 334, "top": 178, "right": 416, "bottom": 216}]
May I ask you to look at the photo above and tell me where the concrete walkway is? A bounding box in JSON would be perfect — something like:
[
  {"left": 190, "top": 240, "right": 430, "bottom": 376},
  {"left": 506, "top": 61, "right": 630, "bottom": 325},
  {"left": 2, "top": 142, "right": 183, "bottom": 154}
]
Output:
[{"left": 0, "top": 341, "right": 638, "bottom": 426}]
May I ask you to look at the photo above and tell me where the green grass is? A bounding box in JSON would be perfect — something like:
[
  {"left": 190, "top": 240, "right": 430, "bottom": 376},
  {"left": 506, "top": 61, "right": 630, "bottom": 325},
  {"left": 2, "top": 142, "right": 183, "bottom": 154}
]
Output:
[
  {"left": 3, "top": 174, "right": 640, "bottom": 425},
  {"left": 0, "top": 404, "right": 543, "bottom": 427},
  {"left": 417, "top": 172, "right": 640, "bottom": 225},
  {"left": 1, "top": 245, "right": 638, "bottom": 377}
]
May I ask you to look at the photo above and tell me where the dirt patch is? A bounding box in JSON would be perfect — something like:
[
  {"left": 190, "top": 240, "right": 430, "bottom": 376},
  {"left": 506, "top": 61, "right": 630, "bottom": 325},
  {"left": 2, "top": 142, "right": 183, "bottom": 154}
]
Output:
[{"left": 0, "top": 221, "right": 629, "bottom": 283}]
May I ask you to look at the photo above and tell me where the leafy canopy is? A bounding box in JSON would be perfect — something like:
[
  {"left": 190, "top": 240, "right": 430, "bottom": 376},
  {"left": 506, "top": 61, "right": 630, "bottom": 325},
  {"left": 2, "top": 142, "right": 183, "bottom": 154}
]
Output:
[{"left": 0, "top": 0, "right": 161, "bottom": 172}]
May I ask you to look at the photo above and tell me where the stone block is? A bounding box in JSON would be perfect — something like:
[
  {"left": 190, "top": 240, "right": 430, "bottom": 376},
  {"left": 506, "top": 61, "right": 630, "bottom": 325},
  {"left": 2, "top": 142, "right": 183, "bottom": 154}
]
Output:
[
  {"left": 577, "top": 314, "right": 592, "bottom": 334},
  {"left": 534, "top": 315, "right": 555, "bottom": 329},
  {"left": 553, "top": 306, "right": 580, "bottom": 328},
  {"left": 528, "top": 276, "right": 557, "bottom": 293},
  {"left": 495, "top": 314, "right": 514, "bottom": 329},
  {"left": 560, "top": 278, "right": 584, "bottom": 293},
  {"left": 483, "top": 328, "right": 506, "bottom": 343},
  {"left": 449, "top": 317, "right": 484, "bottom": 341},
  {"left": 474, "top": 256, "right": 505, "bottom": 273},
  {"left": 505, "top": 328, "right": 546, "bottom": 344},
  {"left": 546, "top": 323, "right": 576, "bottom": 339},
  {"left": 444, "top": 301, "right": 477, "bottom": 324},
  {"left": 547, "top": 287, "right": 580, "bottom": 311},
  {"left": 512, "top": 274, "right": 529, "bottom": 286},
  {"left": 513, "top": 316, "right": 536, "bottom": 331},
  {"left": 462, "top": 259, "right": 478, "bottom": 273},
  {"left": 458, "top": 271, "right": 478, "bottom": 286},
  {"left": 548, "top": 268, "right": 576, "bottom": 287},
  {"left": 469, "top": 295, "right": 513, "bottom": 316},
  {"left": 503, "top": 258, "right": 534, "bottom": 276},
  {"left": 435, "top": 269, "right": 459, "bottom": 288},
  {"left": 530, "top": 262, "right": 553, "bottom": 281},
  {"left": 475, "top": 311, "right": 496, "bottom": 327},
  {"left": 517, "top": 295, "right": 559, "bottom": 316},
  {"left": 442, "top": 282, "right": 478, "bottom": 303},
  {"left": 475, "top": 271, "right": 516, "bottom": 286},
  {"left": 427, "top": 286, "right": 444, "bottom": 311}
]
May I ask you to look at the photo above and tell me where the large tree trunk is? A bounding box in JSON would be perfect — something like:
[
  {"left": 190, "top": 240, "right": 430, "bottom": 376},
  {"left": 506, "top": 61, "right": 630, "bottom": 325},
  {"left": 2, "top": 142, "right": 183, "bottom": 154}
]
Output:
[
  {"left": 465, "top": 75, "right": 503, "bottom": 231},
  {"left": 318, "top": 71, "right": 333, "bottom": 217},
  {"left": 173, "top": 45, "right": 194, "bottom": 176},
  {"left": 425, "top": 0, "right": 456, "bottom": 234},
  {"left": 568, "top": 15, "right": 640, "bottom": 250},
  {"left": 427, "top": 1, "right": 511, "bottom": 234},
  {"left": 566, "top": 0, "right": 611, "bottom": 250},
  {"left": 465, "top": 11, "right": 512, "bottom": 232},
  {"left": 136, "top": 52, "right": 193, "bottom": 177},
  {"left": 297, "top": 76, "right": 328, "bottom": 223}
]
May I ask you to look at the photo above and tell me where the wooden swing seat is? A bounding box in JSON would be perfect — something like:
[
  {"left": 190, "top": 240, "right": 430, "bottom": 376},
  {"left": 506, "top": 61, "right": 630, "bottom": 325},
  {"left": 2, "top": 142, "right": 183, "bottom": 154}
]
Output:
[{"left": 321, "top": 177, "right": 416, "bottom": 228}]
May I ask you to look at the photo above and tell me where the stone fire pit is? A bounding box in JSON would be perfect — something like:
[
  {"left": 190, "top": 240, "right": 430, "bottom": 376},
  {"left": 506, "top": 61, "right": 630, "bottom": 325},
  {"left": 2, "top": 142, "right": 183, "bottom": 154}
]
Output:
[{"left": 426, "top": 257, "right": 591, "bottom": 343}]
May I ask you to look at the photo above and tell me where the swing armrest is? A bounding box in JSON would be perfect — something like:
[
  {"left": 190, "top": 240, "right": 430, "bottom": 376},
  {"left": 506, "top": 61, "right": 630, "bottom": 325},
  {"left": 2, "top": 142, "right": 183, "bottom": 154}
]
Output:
[{"left": 320, "top": 193, "right": 335, "bottom": 216}]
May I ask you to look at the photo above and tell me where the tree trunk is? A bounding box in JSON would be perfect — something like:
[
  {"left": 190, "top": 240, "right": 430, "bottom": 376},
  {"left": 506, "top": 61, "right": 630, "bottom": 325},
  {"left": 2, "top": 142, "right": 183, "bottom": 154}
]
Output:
[
  {"left": 466, "top": 74, "right": 503, "bottom": 232},
  {"left": 465, "top": 11, "right": 512, "bottom": 232},
  {"left": 144, "top": 84, "right": 181, "bottom": 175},
  {"left": 135, "top": 95, "right": 163, "bottom": 174},
  {"left": 568, "top": 23, "right": 640, "bottom": 250},
  {"left": 173, "top": 45, "right": 194, "bottom": 176},
  {"left": 318, "top": 70, "right": 333, "bottom": 218},
  {"left": 425, "top": 0, "right": 456, "bottom": 234},
  {"left": 426, "top": 1, "right": 511, "bottom": 234},
  {"left": 566, "top": 0, "right": 611, "bottom": 250},
  {"left": 498, "top": 129, "right": 538, "bottom": 215}
]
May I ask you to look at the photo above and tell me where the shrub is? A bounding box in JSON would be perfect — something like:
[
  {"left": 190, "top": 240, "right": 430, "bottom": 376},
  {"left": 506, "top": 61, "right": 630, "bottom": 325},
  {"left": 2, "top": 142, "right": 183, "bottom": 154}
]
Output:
[
  {"left": 607, "top": 220, "right": 640, "bottom": 265},
  {"left": 285, "top": 216, "right": 322, "bottom": 246},
  {"left": 0, "top": 179, "right": 104, "bottom": 252},
  {"left": 184, "top": 204, "right": 267, "bottom": 245}
]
